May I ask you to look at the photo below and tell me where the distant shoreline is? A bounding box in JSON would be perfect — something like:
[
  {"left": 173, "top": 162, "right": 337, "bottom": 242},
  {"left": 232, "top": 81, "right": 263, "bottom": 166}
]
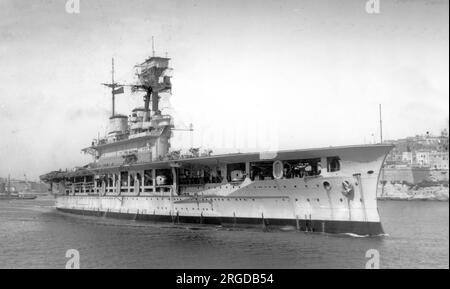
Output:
[
  {"left": 378, "top": 182, "right": 449, "bottom": 202},
  {"left": 377, "top": 197, "right": 448, "bottom": 202}
]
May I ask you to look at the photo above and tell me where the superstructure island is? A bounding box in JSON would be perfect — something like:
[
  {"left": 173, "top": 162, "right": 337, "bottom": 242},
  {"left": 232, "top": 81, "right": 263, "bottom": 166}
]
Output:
[{"left": 40, "top": 53, "right": 393, "bottom": 236}]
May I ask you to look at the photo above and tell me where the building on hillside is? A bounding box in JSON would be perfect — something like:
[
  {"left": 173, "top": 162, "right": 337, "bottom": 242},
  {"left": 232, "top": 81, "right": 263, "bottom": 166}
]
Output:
[
  {"left": 402, "top": 151, "right": 414, "bottom": 165},
  {"left": 415, "top": 151, "right": 430, "bottom": 167},
  {"left": 429, "top": 151, "right": 449, "bottom": 170}
]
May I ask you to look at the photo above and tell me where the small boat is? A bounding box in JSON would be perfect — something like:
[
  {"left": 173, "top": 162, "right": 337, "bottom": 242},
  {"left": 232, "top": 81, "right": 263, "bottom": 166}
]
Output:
[{"left": 0, "top": 193, "right": 37, "bottom": 200}]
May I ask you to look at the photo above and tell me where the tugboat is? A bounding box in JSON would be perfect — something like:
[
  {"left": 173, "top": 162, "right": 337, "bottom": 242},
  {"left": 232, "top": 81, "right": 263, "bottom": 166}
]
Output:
[{"left": 40, "top": 53, "right": 392, "bottom": 235}]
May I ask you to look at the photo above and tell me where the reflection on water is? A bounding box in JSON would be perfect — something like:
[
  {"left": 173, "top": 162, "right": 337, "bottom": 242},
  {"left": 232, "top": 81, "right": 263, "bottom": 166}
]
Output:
[{"left": 0, "top": 196, "right": 448, "bottom": 268}]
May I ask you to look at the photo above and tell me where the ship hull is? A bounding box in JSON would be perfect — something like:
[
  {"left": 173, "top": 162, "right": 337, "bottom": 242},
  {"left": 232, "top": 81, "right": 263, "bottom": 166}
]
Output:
[
  {"left": 47, "top": 145, "right": 393, "bottom": 236},
  {"left": 56, "top": 206, "right": 384, "bottom": 235},
  {"left": 54, "top": 166, "right": 385, "bottom": 236}
]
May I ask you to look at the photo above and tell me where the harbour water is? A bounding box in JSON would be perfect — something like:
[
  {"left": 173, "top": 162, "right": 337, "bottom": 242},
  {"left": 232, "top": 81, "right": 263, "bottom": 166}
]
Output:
[{"left": 0, "top": 197, "right": 448, "bottom": 269}]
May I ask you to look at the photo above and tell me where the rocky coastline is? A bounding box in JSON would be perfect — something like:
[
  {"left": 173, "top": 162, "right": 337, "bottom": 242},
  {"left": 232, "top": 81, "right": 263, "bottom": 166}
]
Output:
[{"left": 378, "top": 181, "right": 449, "bottom": 201}]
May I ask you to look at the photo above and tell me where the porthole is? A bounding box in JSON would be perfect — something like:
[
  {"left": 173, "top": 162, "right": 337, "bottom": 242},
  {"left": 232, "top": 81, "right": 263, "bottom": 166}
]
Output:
[
  {"left": 307, "top": 198, "right": 310, "bottom": 202},
  {"left": 367, "top": 170, "right": 374, "bottom": 174},
  {"left": 273, "top": 160, "right": 284, "bottom": 179}
]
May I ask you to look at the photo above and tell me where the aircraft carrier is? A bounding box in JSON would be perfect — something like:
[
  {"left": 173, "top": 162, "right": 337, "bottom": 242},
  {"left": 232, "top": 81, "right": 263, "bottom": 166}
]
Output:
[{"left": 40, "top": 53, "right": 392, "bottom": 235}]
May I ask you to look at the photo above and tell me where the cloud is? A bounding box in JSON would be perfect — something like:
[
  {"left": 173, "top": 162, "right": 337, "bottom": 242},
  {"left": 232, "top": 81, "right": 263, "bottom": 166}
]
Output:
[{"left": 0, "top": 0, "right": 448, "bottom": 179}]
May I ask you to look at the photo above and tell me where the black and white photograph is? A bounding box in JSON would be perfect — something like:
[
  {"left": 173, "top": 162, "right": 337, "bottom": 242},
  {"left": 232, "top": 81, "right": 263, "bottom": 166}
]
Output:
[{"left": 0, "top": 0, "right": 448, "bottom": 273}]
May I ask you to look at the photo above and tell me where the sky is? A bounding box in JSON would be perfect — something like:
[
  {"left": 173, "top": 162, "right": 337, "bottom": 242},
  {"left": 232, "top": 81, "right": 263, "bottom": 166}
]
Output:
[{"left": 0, "top": 0, "right": 448, "bottom": 180}]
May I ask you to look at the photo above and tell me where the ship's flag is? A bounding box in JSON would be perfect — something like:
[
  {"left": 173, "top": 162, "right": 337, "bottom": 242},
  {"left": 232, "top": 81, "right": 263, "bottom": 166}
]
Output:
[{"left": 113, "top": 86, "right": 124, "bottom": 95}]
